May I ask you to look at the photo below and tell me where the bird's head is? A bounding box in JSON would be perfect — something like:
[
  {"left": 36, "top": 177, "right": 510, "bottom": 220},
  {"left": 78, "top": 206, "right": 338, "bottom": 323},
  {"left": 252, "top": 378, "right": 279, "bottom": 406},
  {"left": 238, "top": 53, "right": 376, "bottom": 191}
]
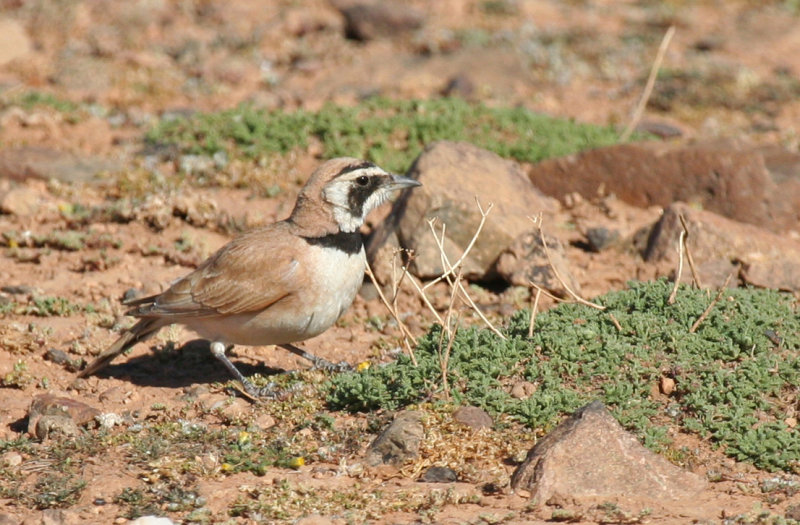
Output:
[{"left": 293, "top": 157, "right": 421, "bottom": 233}]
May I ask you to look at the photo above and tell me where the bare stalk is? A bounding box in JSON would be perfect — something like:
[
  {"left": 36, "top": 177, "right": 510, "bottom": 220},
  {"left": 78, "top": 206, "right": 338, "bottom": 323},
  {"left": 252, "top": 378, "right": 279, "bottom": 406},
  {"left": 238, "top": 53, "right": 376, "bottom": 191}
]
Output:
[
  {"left": 678, "top": 213, "right": 703, "bottom": 289},
  {"left": 531, "top": 216, "right": 605, "bottom": 310},
  {"left": 364, "top": 259, "right": 418, "bottom": 365},
  {"left": 689, "top": 271, "right": 734, "bottom": 334},
  {"left": 427, "top": 213, "right": 507, "bottom": 339},
  {"left": 621, "top": 25, "right": 676, "bottom": 141},
  {"left": 667, "top": 229, "right": 686, "bottom": 304},
  {"left": 422, "top": 199, "right": 494, "bottom": 292},
  {"left": 528, "top": 286, "right": 542, "bottom": 338}
]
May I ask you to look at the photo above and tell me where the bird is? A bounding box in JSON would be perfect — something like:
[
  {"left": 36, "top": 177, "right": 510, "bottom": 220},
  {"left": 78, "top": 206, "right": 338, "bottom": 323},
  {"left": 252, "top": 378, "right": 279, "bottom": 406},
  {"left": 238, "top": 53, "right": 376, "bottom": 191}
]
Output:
[{"left": 78, "top": 157, "right": 421, "bottom": 397}]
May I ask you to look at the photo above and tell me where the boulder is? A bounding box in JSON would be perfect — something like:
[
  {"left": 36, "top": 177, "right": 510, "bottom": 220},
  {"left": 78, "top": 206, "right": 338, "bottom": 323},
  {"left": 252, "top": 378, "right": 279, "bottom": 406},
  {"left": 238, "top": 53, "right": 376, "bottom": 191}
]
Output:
[
  {"left": 645, "top": 202, "right": 800, "bottom": 291},
  {"left": 511, "top": 401, "right": 706, "bottom": 506},
  {"left": 528, "top": 140, "right": 800, "bottom": 232},
  {"left": 369, "top": 141, "right": 559, "bottom": 281}
]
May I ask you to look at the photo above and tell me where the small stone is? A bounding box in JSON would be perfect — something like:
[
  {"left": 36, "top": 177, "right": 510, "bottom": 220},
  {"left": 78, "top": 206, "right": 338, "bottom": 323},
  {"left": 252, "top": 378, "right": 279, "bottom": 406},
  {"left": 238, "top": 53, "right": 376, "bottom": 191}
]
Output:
[
  {"left": 452, "top": 405, "right": 493, "bottom": 430},
  {"left": 129, "top": 517, "right": 175, "bottom": 525},
  {"left": 45, "top": 348, "right": 71, "bottom": 365},
  {"left": 584, "top": 226, "right": 620, "bottom": 252},
  {"left": 96, "top": 413, "right": 123, "bottom": 429},
  {"left": 40, "top": 510, "right": 66, "bottom": 525},
  {"left": 122, "top": 288, "right": 141, "bottom": 303},
  {"left": 27, "top": 394, "right": 100, "bottom": 439},
  {"left": 1, "top": 285, "right": 36, "bottom": 295},
  {"left": 34, "top": 415, "right": 80, "bottom": 440},
  {"left": 340, "top": 2, "right": 424, "bottom": 41},
  {"left": 365, "top": 410, "right": 424, "bottom": 466},
  {"left": 1, "top": 451, "right": 23, "bottom": 467},
  {"left": 420, "top": 466, "right": 458, "bottom": 483},
  {"left": 510, "top": 381, "right": 537, "bottom": 399},
  {"left": 0, "top": 187, "right": 41, "bottom": 216},
  {"left": 785, "top": 417, "right": 797, "bottom": 429},
  {"left": 659, "top": 376, "right": 676, "bottom": 396}
]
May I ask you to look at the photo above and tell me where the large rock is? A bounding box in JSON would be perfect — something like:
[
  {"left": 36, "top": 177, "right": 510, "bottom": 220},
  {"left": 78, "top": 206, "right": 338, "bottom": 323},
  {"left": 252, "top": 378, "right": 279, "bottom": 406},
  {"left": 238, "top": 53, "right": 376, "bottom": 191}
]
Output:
[
  {"left": 370, "top": 141, "right": 559, "bottom": 280},
  {"left": 511, "top": 401, "right": 706, "bottom": 505},
  {"left": 528, "top": 140, "right": 800, "bottom": 232},
  {"left": 0, "top": 147, "right": 123, "bottom": 184},
  {"left": 645, "top": 202, "right": 800, "bottom": 291}
]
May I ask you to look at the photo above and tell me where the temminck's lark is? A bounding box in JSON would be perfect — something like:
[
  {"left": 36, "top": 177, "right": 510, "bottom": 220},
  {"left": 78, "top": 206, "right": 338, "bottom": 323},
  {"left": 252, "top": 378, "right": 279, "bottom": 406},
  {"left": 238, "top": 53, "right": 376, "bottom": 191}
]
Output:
[{"left": 78, "top": 158, "right": 421, "bottom": 397}]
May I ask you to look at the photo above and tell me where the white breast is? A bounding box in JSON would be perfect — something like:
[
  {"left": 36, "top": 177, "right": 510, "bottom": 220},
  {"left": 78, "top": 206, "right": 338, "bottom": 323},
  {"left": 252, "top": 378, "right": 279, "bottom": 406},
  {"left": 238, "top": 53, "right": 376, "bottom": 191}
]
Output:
[{"left": 186, "top": 245, "right": 366, "bottom": 346}]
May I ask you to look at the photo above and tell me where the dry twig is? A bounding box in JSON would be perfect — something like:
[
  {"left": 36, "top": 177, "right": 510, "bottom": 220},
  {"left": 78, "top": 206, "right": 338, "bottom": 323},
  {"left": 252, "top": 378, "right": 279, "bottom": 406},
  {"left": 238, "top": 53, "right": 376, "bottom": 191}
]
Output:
[
  {"left": 678, "top": 213, "right": 703, "bottom": 289},
  {"left": 621, "top": 25, "right": 676, "bottom": 141},
  {"left": 426, "top": 205, "right": 507, "bottom": 340},
  {"left": 667, "top": 229, "right": 686, "bottom": 304},
  {"left": 689, "top": 271, "right": 734, "bottom": 333},
  {"left": 528, "top": 286, "right": 542, "bottom": 338},
  {"left": 530, "top": 215, "right": 605, "bottom": 311},
  {"left": 364, "top": 259, "right": 418, "bottom": 365}
]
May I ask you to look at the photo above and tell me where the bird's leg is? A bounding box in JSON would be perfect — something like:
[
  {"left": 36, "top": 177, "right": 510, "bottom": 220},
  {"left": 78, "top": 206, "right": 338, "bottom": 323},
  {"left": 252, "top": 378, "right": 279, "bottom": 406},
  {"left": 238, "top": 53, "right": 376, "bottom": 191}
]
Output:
[
  {"left": 210, "top": 341, "right": 277, "bottom": 398},
  {"left": 278, "top": 343, "right": 352, "bottom": 372}
]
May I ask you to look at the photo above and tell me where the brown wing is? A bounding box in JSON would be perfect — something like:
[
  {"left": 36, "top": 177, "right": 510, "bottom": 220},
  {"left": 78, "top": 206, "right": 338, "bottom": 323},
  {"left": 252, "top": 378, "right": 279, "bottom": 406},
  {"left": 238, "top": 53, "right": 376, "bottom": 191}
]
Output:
[{"left": 132, "top": 224, "right": 302, "bottom": 318}]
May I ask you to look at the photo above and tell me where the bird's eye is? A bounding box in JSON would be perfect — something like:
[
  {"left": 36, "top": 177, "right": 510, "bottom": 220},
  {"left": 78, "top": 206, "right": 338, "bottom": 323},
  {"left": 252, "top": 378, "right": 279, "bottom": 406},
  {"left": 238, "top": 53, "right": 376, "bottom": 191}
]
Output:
[{"left": 356, "top": 175, "right": 369, "bottom": 186}]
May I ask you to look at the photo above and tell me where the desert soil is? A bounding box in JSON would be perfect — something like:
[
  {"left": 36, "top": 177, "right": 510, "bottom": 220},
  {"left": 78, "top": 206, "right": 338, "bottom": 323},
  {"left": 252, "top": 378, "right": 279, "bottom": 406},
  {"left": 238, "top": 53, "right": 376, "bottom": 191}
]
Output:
[{"left": 1, "top": 1, "right": 799, "bottom": 524}]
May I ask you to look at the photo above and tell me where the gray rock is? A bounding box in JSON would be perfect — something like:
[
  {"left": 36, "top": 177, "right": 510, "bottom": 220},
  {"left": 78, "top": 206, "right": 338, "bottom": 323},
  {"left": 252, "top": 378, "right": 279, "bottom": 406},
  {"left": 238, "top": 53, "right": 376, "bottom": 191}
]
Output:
[
  {"left": 511, "top": 401, "right": 706, "bottom": 505},
  {"left": 528, "top": 139, "right": 800, "bottom": 232},
  {"left": 340, "top": 2, "right": 424, "bottom": 41},
  {"left": 493, "top": 230, "right": 580, "bottom": 294},
  {"left": 365, "top": 410, "right": 424, "bottom": 466},
  {"left": 645, "top": 202, "right": 800, "bottom": 291},
  {"left": 584, "top": 226, "right": 620, "bottom": 252},
  {"left": 452, "top": 405, "right": 493, "bottom": 430},
  {"left": 0, "top": 147, "right": 124, "bottom": 184},
  {"left": 420, "top": 466, "right": 458, "bottom": 483},
  {"left": 370, "top": 141, "right": 559, "bottom": 280}
]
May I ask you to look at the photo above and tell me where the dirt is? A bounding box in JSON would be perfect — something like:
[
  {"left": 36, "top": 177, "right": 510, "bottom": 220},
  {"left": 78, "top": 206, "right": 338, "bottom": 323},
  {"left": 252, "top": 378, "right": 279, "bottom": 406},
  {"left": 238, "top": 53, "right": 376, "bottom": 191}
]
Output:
[{"left": 1, "top": 1, "right": 800, "bottom": 523}]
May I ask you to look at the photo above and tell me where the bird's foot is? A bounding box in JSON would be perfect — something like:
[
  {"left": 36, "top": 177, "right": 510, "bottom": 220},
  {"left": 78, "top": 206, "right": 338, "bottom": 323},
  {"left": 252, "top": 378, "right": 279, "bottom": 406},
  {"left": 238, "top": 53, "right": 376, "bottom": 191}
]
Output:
[
  {"left": 236, "top": 379, "right": 281, "bottom": 400},
  {"left": 309, "top": 357, "right": 353, "bottom": 373}
]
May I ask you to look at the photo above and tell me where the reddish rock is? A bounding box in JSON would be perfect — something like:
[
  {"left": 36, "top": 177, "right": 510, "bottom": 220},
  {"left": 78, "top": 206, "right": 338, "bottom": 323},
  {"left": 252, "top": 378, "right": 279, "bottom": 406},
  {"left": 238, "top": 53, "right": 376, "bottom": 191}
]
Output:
[
  {"left": 528, "top": 140, "right": 800, "bottom": 232},
  {"left": 452, "top": 405, "right": 493, "bottom": 430},
  {"left": 27, "top": 394, "right": 100, "bottom": 439},
  {"left": 645, "top": 202, "right": 800, "bottom": 291},
  {"left": 511, "top": 401, "right": 706, "bottom": 505}
]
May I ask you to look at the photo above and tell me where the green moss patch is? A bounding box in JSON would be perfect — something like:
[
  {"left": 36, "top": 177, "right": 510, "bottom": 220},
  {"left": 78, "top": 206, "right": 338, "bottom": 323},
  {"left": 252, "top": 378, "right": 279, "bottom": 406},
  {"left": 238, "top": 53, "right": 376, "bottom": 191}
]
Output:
[
  {"left": 327, "top": 280, "right": 800, "bottom": 472},
  {"left": 146, "top": 97, "right": 622, "bottom": 173}
]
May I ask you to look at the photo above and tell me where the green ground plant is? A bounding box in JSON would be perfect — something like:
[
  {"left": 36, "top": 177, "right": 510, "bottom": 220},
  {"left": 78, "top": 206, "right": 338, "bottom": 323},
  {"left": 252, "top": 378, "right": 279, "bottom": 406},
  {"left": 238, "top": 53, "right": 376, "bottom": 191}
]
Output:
[
  {"left": 327, "top": 280, "right": 800, "bottom": 472},
  {"left": 146, "top": 97, "right": 622, "bottom": 173}
]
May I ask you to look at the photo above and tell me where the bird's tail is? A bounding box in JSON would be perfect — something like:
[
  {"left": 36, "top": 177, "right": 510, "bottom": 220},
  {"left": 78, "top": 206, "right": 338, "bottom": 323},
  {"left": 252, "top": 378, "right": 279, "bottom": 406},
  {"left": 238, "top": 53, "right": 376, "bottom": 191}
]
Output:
[{"left": 78, "top": 318, "right": 164, "bottom": 377}]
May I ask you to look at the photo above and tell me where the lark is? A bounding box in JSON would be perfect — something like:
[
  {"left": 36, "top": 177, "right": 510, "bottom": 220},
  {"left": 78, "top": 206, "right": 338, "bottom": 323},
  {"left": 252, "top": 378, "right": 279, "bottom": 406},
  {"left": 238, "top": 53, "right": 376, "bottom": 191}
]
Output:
[{"left": 79, "top": 158, "right": 421, "bottom": 397}]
